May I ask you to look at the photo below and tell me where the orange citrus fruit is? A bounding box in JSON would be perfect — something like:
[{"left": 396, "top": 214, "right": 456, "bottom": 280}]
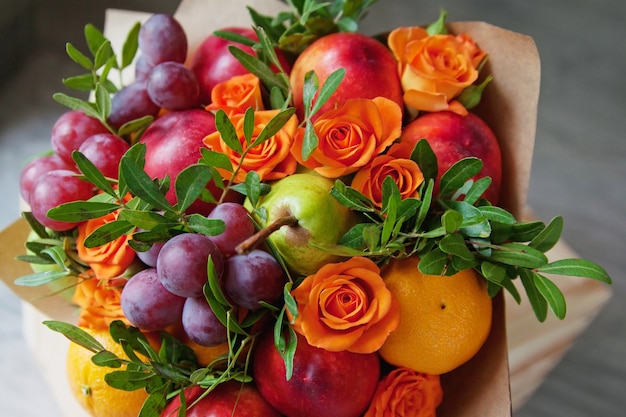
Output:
[
  {"left": 379, "top": 256, "right": 492, "bottom": 375},
  {"left": 66, "top": 327, "right": 149, "bottom": 417}
]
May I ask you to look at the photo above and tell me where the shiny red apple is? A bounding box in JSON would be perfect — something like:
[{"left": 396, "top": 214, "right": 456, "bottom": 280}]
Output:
[
  {"left": 400, "top": 110, "right": 502, "bottom": 204},
  {"left": 139, "top": 109, "right": 219, "bottom": 215},
  {"left": 190, "top": 27, "right": 291, "bottom": 105},
  {"left": 253, "top": 332, "right": 380, "bottom": 417},
  {"left": 289, "top": 32, "right": 404, "bottom": 119}
]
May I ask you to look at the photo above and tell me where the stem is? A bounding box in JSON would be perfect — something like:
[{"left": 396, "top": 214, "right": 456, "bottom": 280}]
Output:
[{"left": 235, "top": 215, "right": 298, "bottom": 254}]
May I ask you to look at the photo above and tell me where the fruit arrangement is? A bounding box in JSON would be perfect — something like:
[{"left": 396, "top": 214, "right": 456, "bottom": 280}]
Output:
[{"left": 13, "top": 1, "right": 612, "bottom": 416}]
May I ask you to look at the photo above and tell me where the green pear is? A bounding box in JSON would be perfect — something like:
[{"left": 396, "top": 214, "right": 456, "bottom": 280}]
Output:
[{"left": 247, "top": 173, "right": 357, "bottom": 276}]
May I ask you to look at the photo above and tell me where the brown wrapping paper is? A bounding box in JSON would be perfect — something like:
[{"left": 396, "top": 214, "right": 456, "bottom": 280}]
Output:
[{"left": 3, "top": 1, "right": 609, "bottom": 416}]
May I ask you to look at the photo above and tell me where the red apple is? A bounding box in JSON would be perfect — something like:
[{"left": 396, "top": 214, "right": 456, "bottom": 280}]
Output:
[
  {"left": 190, "top": 27, "right": 292, "bottom": 105},
  {"left": 253, "top": 332, "right": 380, "bottom": 417},
  {"left": 139, "top": 109, "right": 219, "bottom": 215},
  {"left": 289, "top": 32, "right": 404, "bottom": 119},
  {"left": 160, "top": 382, "right": 281, "bottom": 417},
  {"left": 400, "top": 111, "right": 502, "bottom": 204}
]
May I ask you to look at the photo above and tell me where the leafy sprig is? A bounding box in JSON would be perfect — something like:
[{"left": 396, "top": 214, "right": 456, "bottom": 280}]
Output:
[
  {"left": 52, "top": 21, "right": 153, "bottom": 140},
  {"left": 328, "top": 139, "right": 612, "bottom": 321}
]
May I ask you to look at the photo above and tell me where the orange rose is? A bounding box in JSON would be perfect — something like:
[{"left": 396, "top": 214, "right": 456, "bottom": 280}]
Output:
[
  {"left": 72, "top": 277, "right": 130, "bottom": 331},
  {"left": 388, "top": 26, "right": 487, "bottom": 115},
  {"left": 364, "top": 368, "right": 443, "bottom": 417},
  {"left": 203, "top": 109, "right": 299, "bottom": 183},
  {"left": 205, "top": 73, "right": 264, "bottom": 115},
  {"left": 351, "top": 144, "right": 424, "bottom": 208},
  {"left": 290, "top": 256, "right": 400, "bottom": 354},
  {"left": 76, "top": 210, "right": 136, "bottom": 281},
  {"left": 291, "top": 97, "right": 402, "bottom": 178}
]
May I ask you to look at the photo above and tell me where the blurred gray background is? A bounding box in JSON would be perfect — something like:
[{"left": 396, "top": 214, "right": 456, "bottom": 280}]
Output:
[{"left": 1, "top": 0, "right": 624, "bottom": 416}]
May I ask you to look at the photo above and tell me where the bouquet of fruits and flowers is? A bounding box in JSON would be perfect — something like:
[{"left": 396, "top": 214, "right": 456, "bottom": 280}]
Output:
[{"left": 6, "top": 0, "right": 612, "bottom": 416}]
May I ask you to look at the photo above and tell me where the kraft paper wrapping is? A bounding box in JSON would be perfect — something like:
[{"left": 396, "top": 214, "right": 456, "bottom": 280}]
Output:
[{"left": 0, "top": 0, "right": 611, "bottom": 416}]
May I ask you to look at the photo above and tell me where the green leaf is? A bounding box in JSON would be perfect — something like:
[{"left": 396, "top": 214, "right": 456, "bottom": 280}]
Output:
[
  {"left": 510, "top": 220, "right": 546, "bottom": 242},
  {"left": 414, "top": 179, "right": 434, "bottom": 231},
  {"left": 309, "top": 68, "right": 345, "bottom": 116},
  {"left": 243, "top": 107, "right": 255, "bottom": 145},
  {"left": 529, "top": 216, "right": 563, "bottom": 252},
  {"left": 439, "top": 233, "right": 474, "bottom": 261},
  {"left": 480, "top": 261, "right": 507, "bottom": 284},
  {"left": 92, "top": 350, "right": 123, "bottom": 368},
  {"left": 93, "top": 39, "right": 115, "bottom": 71},
  {"left": 120, "top": 156, "right": 174, "bottom": 213},
  {"left": 47, "top": 201, "right": 119, "bottom": 222},
  {"left": 245, "top": 171, "right": 262, "bottom": 207},
  {"left": 301, "top": 120, "right": 318, "bottom": 161},
  {"left": 228, "top": 45, "right": 288, "bottom": 93},
  {"left": 207, "top": 256, "right": 230, "bottom": 306},
  {"left": 117, "top": 115, "right": 154, "bottom": 139},
  {"left": 95, "top": 82, "right": 112, "bottom": 120},
  {"left": 14, "top": 270, "right": 70, "bottom": 287},
  {"left": 519, "top": 269, "right": 548, "bottom": 322},
  {"left": 118, "top": 210, "right": 178, "bottom": 231},
  {"left": 330, "top": 180, "right": 375, "bottom": 212},
  {"left": 410, "top": 139, "right": 438, "bottom": 183},
  {"left": 489, "top": 243, "right": 548, "bottom": 268},
  {"left": 251, "top": 107, "right": 297, "bottom": 147},
  {"left": 442, "top": 209, "right": 463, "bottom": 233},
  {"left": 426, "top": 9, "right": 449, "bottom": 35},
  {"left": 65, "top": 43, "right": 93, "bottom": 70},
  {"left": 463, "top": 177, "right": 492, "bottom": 204},
  {"left": 63, "top": 74, "right": 96, "bottom": 91},
  {"left": 380, "top": 189, "right": 397, "bottom": 246},
  {"left": 84, "top": 23, "right": 108, "bottom": 56},
  {"left": 538, "top": 258, "right": 612, "bottom": 283},
  {"left": 303, "top": 70, "right": 319, "bottom": 118},
  {"left": 108, "top": 320, "right": 156, "bottom": 360},
  {"left": 52, "top": 93, "right": 100, "bottom": 119},
  {"left": 138, "top": 391, "right": 168, "bottom": 417},
  {"left": 105, "top": 370, "right": 153, "bottom": 391},
  {"left": 439, "top": 157, "right": 482, "bottom": 198},
  {"left": 72, "top": 150, "right": 116, "bottom": 195},
  {"left": 43, "top": 320, "right": 105, "bottom": 352},
  {"left": 363, "top": 224, "right": 381, "bottom": 252},
  {"left": 478, "top": 206, "right": 516, "bottom": 225},
  {"left": 83, "top": 219, "right": 134, "bottom": 248},
  {"left": 121, "top": 22, "right": 141, "bottom": 68},
  {"left": 447, "top": 201, "right": 491, "bottom": 238},
  {"left": 215, "top": 109, "right": 243, "bottom": 154},
  {"left": 200, "top": 148, "right": 234, "bottom": 172},
  {"left": 175, "top": 164, "right": 213, "bottom": 213},
  {"left": 418, "top": 248, "right": 449, "bottom": 275},
  {"left": 186, "top": 214, "right": 225, "bottom": 236},
  {"left": 533, "top": 273, "right": 567, "bottom": 319},
  {"left": 338, "top": 223, "right": 368, "bottom": 249}
]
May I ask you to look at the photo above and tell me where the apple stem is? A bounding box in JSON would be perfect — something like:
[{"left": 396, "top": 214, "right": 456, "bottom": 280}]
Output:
[{"left": 235, "top": 215, "right": 298, "bottom": 254}]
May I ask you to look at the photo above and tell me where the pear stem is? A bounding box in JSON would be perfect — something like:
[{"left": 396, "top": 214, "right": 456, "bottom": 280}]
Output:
[{"left": 235, "top": 215, "right": 298, "bottom": 254}]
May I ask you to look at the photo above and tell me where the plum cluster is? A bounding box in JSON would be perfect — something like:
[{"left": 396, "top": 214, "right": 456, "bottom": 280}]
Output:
[
  {"left": 121, "top": 202, "right": 287, "bottom": 347},
  {"left": 109, "top": 14, "right": 200, "bottom": 128}
]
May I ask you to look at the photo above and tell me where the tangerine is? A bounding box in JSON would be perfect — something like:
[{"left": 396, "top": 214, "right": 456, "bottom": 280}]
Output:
[
  {"left": 66, "top": 327, "right": 149, "bottom": 417},
  {"left": 379, "top": 256, "right": 492, "bottom": 375}
]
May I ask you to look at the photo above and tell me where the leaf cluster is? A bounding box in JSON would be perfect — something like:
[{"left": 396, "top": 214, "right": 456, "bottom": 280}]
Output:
[
  {"left": 43, "top": 320, "right": 225, "bottom": 417},
  {"left": 53, "top": 20, "right": 153, "bottom": 140},
  {"left": 330, "top": 139, "right": 612, "bottom": 321},
  {"left": 246, "top": 0, "right": 379, "bottom": 54}
]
